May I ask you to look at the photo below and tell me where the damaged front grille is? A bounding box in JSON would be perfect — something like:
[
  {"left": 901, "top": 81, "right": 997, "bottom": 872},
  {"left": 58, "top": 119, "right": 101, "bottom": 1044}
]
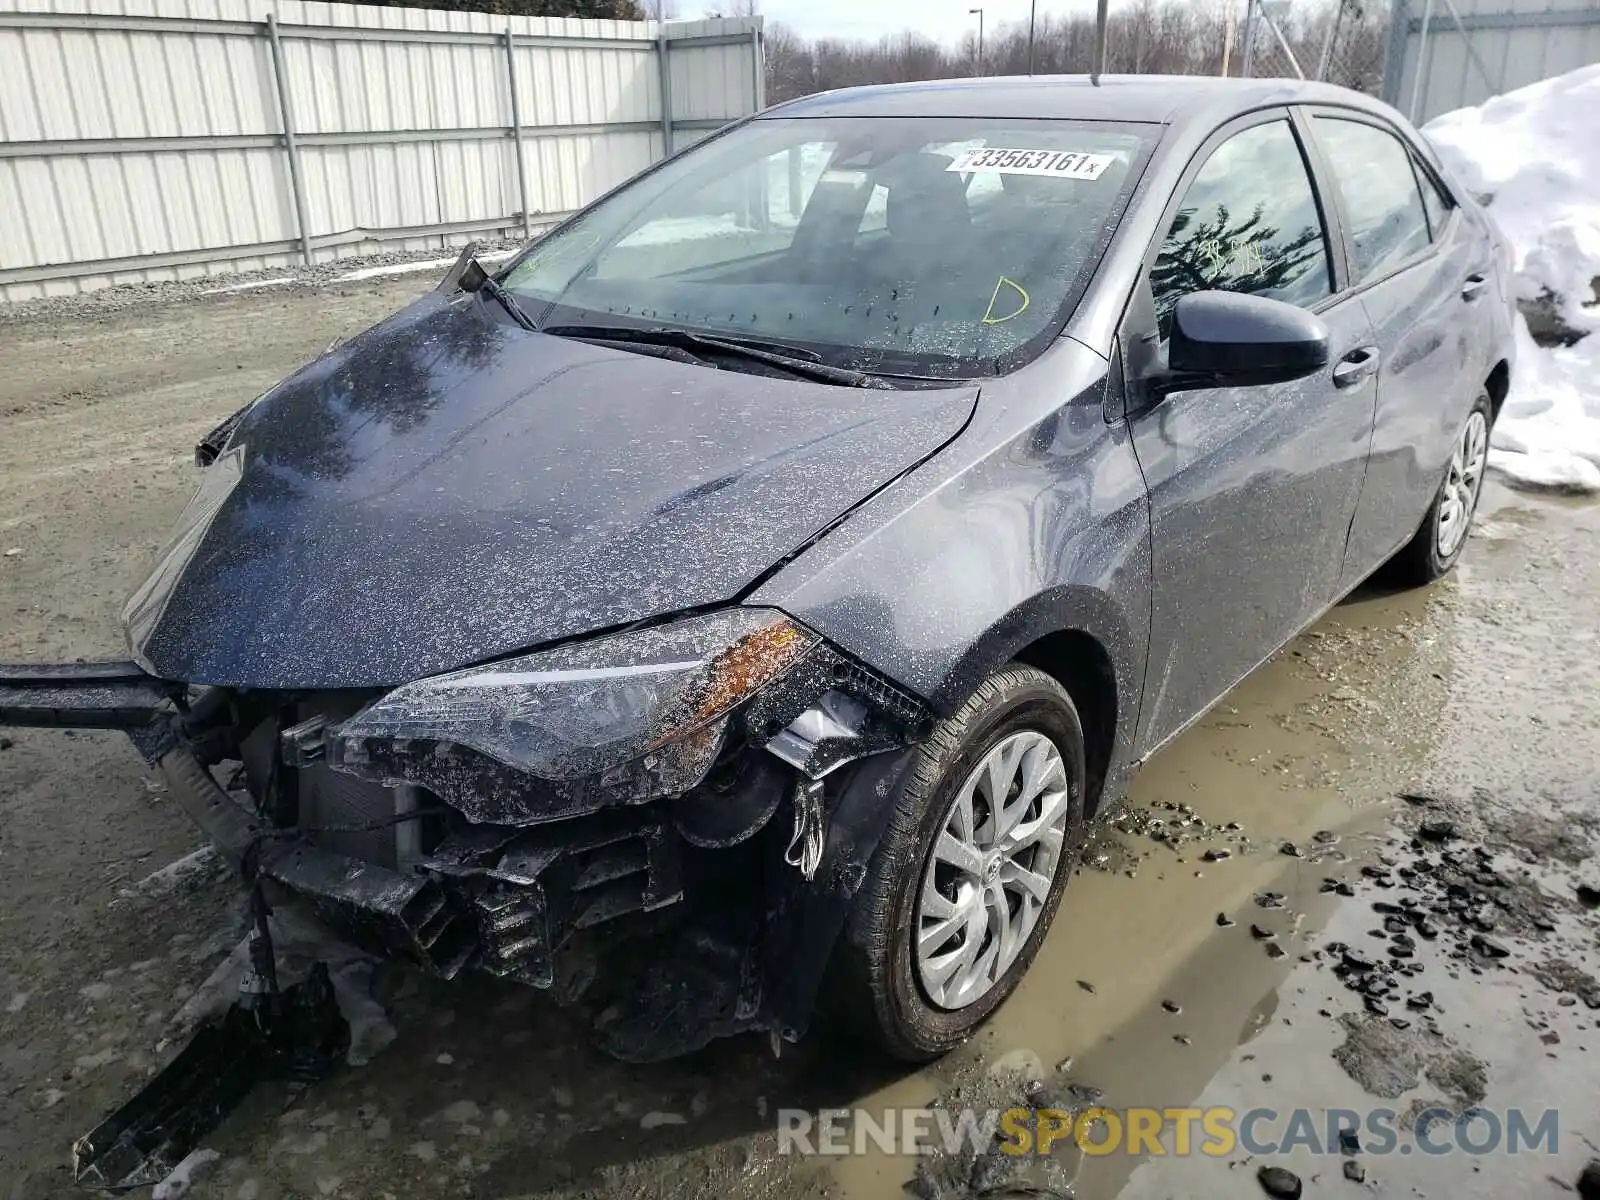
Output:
[
  {"left": 423, "top": 809, "right": 683, "bottom": 989},
  {"left": 225, "top": 696, "right": 689, "bottom": 991},
  {"left": 249, "top": 799, "right": 685, "bottom": 991},
  {"left": 262, "top": 845, "right": 476, "bottom": 978},
  {"left": 181, "top": 624, "right": 932, "bottom": 1034}
]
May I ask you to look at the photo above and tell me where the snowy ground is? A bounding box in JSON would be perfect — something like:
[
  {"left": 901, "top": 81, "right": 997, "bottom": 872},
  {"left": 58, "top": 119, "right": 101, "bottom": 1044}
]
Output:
[{"left": 1426, "top": 64, "right": 1600, "bottom": 493}]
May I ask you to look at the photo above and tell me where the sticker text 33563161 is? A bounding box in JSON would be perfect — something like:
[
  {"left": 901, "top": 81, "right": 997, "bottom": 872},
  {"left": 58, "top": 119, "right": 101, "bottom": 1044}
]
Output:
[{"left": 945, "top": 148, "right": 1115, "bottom": 180}]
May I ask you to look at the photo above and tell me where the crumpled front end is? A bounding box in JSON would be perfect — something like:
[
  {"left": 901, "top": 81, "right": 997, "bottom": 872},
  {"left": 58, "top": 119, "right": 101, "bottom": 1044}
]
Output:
[{"left": 21, "top": 608, "right": 931, "bottom": 1062}]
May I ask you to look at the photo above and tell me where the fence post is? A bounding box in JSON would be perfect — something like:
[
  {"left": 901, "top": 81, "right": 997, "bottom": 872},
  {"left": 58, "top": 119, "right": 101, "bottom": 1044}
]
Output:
[
  {"left": 1380, "top": 0, "right": 1411, "bottom": 103},
  {"left": 750, "top": 25, "right": 764, "bottom": 112},
  {"left": 264, "top": 13, "right": 313, "bottom": 267},
  {"left": 504, "top": 27, "right": 532, "bottom": 239},
  {"left": 657, "top": 31, "right": 674, "bottom": 159},
  {"left": 1438, "top": 0, "right": 1502, "bottom": 101},
  {"left": 1262, "top": 7, "right": 1305, "bottom": 77},
  {"left": 1408, "top": 0, "right": 1435, "bottom": 121},
  {"left": 1315, "top": 0, "right": 1344, "bottom": 81},
  {"left": 1240, "top": 0, "right": 1259, "bottom": 76}
]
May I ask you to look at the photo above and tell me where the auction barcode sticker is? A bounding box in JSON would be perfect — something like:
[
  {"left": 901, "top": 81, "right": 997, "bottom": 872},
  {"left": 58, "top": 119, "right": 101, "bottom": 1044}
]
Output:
[{"left": 945, "top": 147, "right": 1115, "bottom": 180}]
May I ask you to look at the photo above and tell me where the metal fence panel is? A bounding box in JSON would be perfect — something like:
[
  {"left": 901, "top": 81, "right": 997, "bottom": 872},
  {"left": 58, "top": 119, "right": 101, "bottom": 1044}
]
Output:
[
  {"left": 0, "top": 0, "right": 764, "bottom": 301},
  {"left": 1383, "top": 0, "right": 1600, "bottom": 124}
]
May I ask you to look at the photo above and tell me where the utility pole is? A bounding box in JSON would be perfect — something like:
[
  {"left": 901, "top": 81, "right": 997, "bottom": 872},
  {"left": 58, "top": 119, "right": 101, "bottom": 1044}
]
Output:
[
  {"left": 1027, "top": 0, "right": 1037, "bottom": 73},
  {"left": 970, "top": 7, "right": 985, "bottom": 74},
  {"left": 1093, "top": 0, "right": 1109, "bottom": 74}
]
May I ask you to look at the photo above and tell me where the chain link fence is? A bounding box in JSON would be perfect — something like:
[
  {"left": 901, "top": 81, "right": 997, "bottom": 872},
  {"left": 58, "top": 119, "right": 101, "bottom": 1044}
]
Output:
[{"left": 1239, "top": 0, "right": 1391, "bottom": 95}]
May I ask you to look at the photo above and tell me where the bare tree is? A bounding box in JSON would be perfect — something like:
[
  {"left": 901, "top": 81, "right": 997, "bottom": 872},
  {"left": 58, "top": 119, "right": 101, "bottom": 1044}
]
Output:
[{"left": 761, "top": 0, "right": 1387, "bottom": 105}]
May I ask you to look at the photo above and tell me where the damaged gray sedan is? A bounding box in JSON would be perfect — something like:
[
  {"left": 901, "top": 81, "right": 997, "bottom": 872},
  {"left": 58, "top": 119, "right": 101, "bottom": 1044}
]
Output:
[{"left": 2, "top": 73, "right": 1514, "bottom": 1178}]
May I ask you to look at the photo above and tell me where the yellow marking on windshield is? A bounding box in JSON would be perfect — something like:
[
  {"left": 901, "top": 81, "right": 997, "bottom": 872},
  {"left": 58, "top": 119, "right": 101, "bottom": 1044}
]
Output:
[{"left": 982, "top": 276, "right": 1030, "bottom": 325}]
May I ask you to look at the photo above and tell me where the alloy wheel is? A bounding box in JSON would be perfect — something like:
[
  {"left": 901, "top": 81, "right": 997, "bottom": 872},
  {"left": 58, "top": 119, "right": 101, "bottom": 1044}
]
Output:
[
  {"left": 1437, "top": 409, "right": 1489, "bottom": 559},
  {"left": 915, "top": 730, "right": 1071, "bottom": 1010}
]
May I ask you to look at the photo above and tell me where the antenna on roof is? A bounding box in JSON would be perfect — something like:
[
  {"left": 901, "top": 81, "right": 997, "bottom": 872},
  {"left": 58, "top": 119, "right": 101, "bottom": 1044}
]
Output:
[{"left": 1091, "top": 0, "right": 1109, "bottom": 79}]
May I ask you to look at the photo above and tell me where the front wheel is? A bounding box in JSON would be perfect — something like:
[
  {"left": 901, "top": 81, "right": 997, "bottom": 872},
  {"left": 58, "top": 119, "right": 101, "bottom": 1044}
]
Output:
[
  {"left": 1384, "top": 391, "right": 1492, "bottom": 587},
  {"left": 829, "top": 665, "right": 1087, "bottom": 1061}
]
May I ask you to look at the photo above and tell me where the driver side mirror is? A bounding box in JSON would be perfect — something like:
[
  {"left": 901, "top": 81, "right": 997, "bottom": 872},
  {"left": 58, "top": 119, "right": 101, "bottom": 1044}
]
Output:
[{"left": 1158, "top": 290, "right": 1330, "bottom": 394}]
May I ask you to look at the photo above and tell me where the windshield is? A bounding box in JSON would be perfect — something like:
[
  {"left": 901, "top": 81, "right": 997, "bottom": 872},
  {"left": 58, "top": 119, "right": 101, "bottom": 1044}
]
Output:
[{"left": 501, "top": 115, "right": 1157, "bottom": 379}]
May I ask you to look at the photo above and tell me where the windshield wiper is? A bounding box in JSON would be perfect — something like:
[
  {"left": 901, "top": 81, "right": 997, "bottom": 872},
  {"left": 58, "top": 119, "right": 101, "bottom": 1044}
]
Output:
[
  {"left": 442, "top": 243, "right": 540, "bottom": 332},
  {"left": 479, "top": 275, "right": 539, "bottom": 333},
  {"left": 541, "top": 324, "right": 886, "bottom": 389}
]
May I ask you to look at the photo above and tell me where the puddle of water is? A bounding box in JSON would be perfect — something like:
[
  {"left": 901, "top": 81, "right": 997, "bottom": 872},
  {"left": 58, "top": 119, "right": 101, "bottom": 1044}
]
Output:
[
  {"left": 58, "top": 484, "right": 1593, "bottom": 1200},
  {"left": 826, "top": 484, "right": 1600, "bottom": 1200},
  {"left": 1120, "top": 821, "right": 1600, "bottom": 1200}
]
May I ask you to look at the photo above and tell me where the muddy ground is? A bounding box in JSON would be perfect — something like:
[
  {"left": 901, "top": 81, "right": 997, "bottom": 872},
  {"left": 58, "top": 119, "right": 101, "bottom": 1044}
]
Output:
[{"left": 1, "top": 280, "right": 1598, "bottom": 1200}]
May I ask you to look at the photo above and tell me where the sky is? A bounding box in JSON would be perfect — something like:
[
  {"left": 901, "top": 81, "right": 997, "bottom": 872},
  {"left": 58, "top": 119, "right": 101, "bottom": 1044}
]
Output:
[{"left": 722, "top": 0, "right": 1104, "bottom": 47}]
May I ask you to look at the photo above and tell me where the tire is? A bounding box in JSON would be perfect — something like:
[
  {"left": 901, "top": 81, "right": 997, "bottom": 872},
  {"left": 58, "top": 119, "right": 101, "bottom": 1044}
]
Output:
[
  {"left": 829, "top": 664, "right": 1087, "bottom": 1061},
  {"left": 1384, "top": 390, "right": 1493, "bottom": 588}
]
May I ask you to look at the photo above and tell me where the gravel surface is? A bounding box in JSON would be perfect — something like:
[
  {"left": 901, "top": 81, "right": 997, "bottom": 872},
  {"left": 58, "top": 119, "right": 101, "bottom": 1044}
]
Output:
[
  {"left": 0, "top": 240, "right": 528, "bottom": 330},
  {"left": 1, "top": 282, "right": 1598, "bottom": 1200}
]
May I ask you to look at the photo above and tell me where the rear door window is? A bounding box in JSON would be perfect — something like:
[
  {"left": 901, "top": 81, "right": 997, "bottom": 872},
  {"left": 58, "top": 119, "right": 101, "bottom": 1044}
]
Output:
[
  {"left": 1150, "top": 119, "right": 1332, "bottom": 339},
  {"left": 1312, "top": 117, "right": 1432, "bottom": 282},
  {"left": 1415, "top": 161, "right": 1454, "bottom": 240}
]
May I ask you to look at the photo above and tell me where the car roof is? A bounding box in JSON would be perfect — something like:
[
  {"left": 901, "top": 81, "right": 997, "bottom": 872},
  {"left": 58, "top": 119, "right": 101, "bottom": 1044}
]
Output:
[{"left": 759, "top": 74, "right": 1398, "bottom": 130}]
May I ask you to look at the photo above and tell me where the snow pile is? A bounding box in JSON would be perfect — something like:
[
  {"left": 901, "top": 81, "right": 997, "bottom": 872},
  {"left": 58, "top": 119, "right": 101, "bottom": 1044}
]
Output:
[
  {"left": 1425, "top": 64, "right": 1600, "bottom": 492},
  {"left": 333, "top": 246, "right": 515, "bottom": 284},
  {"left": 1484, "top": 319, "right": 1600, "bottom": 492}
]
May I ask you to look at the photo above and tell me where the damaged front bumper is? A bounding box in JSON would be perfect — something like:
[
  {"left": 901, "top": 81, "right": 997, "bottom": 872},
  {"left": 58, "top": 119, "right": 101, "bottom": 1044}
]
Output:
[
  {"left": 0, "top": 660, "right": 182, "bottom": 760},
  {"left": 1, "top": 626, "right": 932, "bottom": 1061}
]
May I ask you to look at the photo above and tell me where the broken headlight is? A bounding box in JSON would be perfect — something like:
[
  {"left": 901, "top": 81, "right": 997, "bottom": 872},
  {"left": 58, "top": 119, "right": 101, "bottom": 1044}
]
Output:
[{"left": 331, "top": 608, "right": 818, "bottom": 801}]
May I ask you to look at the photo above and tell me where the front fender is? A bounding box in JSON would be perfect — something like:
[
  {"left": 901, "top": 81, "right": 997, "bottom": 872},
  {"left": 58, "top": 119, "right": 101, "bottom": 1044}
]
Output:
[{"left": 753, "top": 337, "right": 1151, "bottom": 809}]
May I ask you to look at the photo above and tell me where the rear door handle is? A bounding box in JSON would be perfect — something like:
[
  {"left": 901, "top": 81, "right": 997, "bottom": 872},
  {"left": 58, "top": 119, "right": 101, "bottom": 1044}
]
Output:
[
  {"left": 1461, "top": 273, "right": 1488, "bottom": 302},
  {"left": 1332, "top": 345, "right": 1380, "bottom": 388}
]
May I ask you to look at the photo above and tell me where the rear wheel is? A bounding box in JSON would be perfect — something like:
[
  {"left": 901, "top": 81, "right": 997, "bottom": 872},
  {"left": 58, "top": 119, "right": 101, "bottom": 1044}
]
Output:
[
  {"left": 1385, "top": 390, "right": 1492, "bottom": 587},
  {"left": 830, "top": 665, "right": 1087, "bottom": 1061}
]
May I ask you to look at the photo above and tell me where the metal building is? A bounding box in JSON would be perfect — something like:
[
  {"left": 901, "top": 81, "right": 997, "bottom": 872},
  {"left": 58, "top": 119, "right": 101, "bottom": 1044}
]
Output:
[
  {"left": 1382, "top": 0, "right": 1600, "bottom": 124},
  {"left": 0, "top": 0, "right": 765, "bottom": 301}
]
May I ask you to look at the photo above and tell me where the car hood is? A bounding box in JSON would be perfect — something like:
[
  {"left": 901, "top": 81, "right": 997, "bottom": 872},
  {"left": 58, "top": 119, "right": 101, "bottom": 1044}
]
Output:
[{"left": 123, "top": 293, "right": 976, "bottom": 689}]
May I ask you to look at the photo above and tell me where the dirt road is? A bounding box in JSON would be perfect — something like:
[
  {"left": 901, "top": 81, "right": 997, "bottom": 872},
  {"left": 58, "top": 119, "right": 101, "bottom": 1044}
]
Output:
[{"left": 2, "top": 282, "right": 1598, "bottom": 1200}]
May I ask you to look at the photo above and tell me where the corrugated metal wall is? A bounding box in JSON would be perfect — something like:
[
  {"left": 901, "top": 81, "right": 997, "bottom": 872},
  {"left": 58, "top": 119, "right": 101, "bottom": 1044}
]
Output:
[
  {"left": 0, "top": 0, "right": 764, "bottom": 301},
  {"left": 1383, "top": 0, "right": 1600, "bottom": 124}
]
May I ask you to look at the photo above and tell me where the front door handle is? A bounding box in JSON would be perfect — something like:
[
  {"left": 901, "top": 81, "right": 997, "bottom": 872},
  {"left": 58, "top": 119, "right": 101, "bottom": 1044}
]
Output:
[
  {"left": 1332, "top": 345, "right": 1380, "bottom": 388},
  {"left": 1461, "top": 273, "right": 1488, "bottom": 302}
]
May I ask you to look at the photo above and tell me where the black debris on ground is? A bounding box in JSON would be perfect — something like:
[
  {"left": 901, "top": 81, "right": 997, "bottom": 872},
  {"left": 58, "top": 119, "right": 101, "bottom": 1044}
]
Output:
[{"left": 1257, "top": 1164, "right": 1303, "bottom": 1198}]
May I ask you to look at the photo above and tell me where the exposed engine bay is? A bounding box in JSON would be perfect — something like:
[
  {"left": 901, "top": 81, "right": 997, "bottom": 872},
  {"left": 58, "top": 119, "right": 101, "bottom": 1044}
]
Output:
[
  {"left": 3, "top": 612, "right": 932, "bottom": 1054},
  {"left": 1, "top": 621, "right": 933, "bottom": 1185}
]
